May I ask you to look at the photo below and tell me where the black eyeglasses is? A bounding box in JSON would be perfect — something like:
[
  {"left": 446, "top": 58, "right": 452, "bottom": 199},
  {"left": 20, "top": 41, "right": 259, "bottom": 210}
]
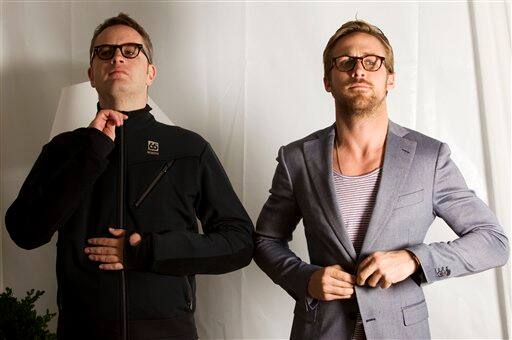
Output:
[
  {"left": 331, "top": 55, "right": 385, "bottom": 72},
  {"left": 91, "top": 43, "right": 151, "bottom": 63}
]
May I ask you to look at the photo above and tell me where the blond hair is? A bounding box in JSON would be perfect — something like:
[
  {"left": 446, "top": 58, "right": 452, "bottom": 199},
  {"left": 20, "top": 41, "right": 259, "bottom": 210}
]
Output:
[{"left": 323, "top": 20, "right": 394, "bottom": 79}]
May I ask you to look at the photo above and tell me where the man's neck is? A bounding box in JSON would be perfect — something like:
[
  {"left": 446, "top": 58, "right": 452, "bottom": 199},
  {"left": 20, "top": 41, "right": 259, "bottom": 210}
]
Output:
[
  {"left": 334, "top": 105, "right": 388, "bottom": 156},
  {"left": 98, "top": 94, "right": 147, "bottom": 112}
]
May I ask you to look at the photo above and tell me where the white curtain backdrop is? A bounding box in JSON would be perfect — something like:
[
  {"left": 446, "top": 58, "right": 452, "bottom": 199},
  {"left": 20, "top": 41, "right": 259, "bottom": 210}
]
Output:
[{"left": 1, "top": 2, "right": 510, "bottom": 339}]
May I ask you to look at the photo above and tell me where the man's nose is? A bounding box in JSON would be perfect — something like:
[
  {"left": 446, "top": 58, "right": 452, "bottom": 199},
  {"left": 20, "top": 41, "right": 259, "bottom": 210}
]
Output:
[
  {"left": 350, "top": 59, "right": 366, "bottom": 78},
  {"left": 111, "top": 48, "right": 125, "bottom": 64}
]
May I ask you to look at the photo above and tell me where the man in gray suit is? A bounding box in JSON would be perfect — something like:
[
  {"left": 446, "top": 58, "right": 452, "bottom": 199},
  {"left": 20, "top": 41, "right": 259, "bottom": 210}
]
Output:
[{"left": 254, "top": 20, "right": 509, "bottom": 339}]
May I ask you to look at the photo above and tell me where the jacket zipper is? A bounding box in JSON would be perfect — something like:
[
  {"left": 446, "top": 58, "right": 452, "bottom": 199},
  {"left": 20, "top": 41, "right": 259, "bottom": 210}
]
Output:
[
  {"left": 118, "top": 125, "right": 128, "bottom": 340},
  {"left": 185, "top": 276, "right": 194, "bottom": 311},
  {"left": 134, "top": 160, "right": 175, "bottom": 208}
]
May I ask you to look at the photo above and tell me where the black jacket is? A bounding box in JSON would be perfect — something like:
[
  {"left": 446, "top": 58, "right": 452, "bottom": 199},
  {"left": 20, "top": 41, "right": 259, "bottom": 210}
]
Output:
[{"left": 5, "top": 105, "right": 254, "bottom": 339}]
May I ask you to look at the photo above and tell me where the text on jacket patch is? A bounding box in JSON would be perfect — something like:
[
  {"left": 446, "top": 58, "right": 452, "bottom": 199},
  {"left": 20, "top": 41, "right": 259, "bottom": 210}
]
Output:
[{"left": 147, "top": 141, "right": 159, "bottom": 155}]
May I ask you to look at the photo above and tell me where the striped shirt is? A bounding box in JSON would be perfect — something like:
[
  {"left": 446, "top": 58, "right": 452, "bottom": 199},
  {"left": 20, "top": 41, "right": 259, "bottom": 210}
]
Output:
[{"left": 333, "top": 167, "right": 382, "bottom": 340}]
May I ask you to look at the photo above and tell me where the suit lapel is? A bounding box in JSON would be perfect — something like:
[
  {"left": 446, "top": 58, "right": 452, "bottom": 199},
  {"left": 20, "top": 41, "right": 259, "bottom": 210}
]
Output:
[
  {"left": 358, "top": 122, "right": 417, "bottom": 258},
  {"left": 303, "top": 125, "right": 358, "bottom": 262}
]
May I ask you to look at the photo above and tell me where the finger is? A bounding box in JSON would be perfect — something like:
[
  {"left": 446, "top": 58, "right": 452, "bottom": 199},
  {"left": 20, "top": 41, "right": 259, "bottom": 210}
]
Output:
[
  {"left": 84, "top": 246, "right": 118, "bottom": 255},
  {"left": 129, "top": 233, "right": 142, "bottom": 246},
  {"left": 99, "top": 262, "right": 124, "bottom": 270},
  {"left": 111, "top": 112, "right": 124, "bottom": 126},
  {"left": 109, "top": 228, "right": 126, "bottom": 238},
  {"left": 88, "top": 237, "right": 119, "bottom": 247},
  {"left": 324, "top": 285, "right": 354, "bottom": 297},
  {"left": 367, "top": 272, "right": 382, "bottom": 288},
  {"left": 330, "top": 269, "right": 356, "bottom": 285},
  {"left": 88, "top": 254, "right": 120, "bottom": 263},
  {"left": 325, "top": 274, "right": 354, "bottom": 288},
  {"left": 329, "top": 278, "right": 355, "bottom": 289},
  {"left": 380, "top": 278, "right": 392, "bottom": 289},
  {"left": 356, "top": 255, "right": 374, "bottom": 276},
  {"left": 100, "top": 110, "right": 122, "bottom": 126},
  {"left": 356, "top": 260, "right": 377, "bottom": 286},
  {"left": 110, "top": 111, "right": 127, "bottom": 125},
  {"left": 323, "top": 293, "right": 353, "bottom": 301}
]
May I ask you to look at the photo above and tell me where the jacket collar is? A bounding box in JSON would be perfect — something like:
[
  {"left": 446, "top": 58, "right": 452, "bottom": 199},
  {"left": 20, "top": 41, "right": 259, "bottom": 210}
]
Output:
[{"left": 96, "top": 103, "right": 155, "bottom": 131}]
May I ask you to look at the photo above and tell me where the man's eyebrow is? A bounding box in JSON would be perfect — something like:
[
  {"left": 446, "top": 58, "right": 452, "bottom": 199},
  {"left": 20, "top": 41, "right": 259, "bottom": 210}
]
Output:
[{"left": 334, "top": 51, "right": 382, "bottom": 58}]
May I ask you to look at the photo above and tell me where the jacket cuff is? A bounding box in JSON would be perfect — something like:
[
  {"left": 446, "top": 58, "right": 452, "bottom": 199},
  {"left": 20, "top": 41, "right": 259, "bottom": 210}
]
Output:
[
  {"left": 125, "top": 234, "right": 154, "bottom": 271},
  {"left": 292, "top": 264, "right": 322, "bottom": 310},
  {"left": 406, "top": 244, "right": 431, "bottom": 284},
  {"left": 85, "top": 128, "right": 114, "bottom": 158}
]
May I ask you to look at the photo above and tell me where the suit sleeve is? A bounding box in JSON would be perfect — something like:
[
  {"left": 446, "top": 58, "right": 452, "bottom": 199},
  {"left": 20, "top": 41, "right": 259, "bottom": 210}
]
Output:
[
  {"left": 144, "top": 143, "right": 254, "bottom": 276},
  {"left": 5, "top": 128, "right": 114, "bottom": 249},
  {"left": 254, "top": 146, "right": 321, "bottom": 306},
  {"left": 407, "top": 143, "right": 509, "bottom": 284}
]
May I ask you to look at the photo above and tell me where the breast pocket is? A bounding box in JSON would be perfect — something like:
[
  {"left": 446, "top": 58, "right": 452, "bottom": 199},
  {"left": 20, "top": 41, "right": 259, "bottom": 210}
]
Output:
[
  {"left": 394, "top": 189, "right": 424, "bottom": 210},
  {"left": 126, "top": 158, "right": 198, "bottom": 234},
  {"left": 133, "top": 159, "right": 175, "bottom": 208}
]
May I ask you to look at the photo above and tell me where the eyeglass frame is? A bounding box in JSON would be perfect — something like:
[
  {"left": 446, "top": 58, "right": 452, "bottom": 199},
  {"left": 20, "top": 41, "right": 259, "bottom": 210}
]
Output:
[
  {"left": 331, "top": 54, "right": 386, "bottom": 72},
  {"left": 90, "top": 43, "right": 151, "bottom": 64}
]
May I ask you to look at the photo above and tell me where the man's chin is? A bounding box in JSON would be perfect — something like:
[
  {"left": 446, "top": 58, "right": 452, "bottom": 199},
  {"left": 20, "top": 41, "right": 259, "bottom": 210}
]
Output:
[
  {"left": 95, "top": 85, "right": 132, "bottom": 99},
  {"left": 338, "top": 96, "right": 380, "bottom": 117}
]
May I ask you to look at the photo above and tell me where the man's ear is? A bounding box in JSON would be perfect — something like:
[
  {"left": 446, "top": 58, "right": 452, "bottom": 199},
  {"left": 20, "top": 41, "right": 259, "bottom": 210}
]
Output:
[
  {"left": 323, "top": 76, "right": 332, "bottom": 92},
  {"left": 386, "top": 72, "right": 395, "bottom": 91},
  {"left": 146, "top": 64, "right": 157, "bottom": 87},
  {"left": 88, "top": 67, "right": 95, "bottom": 88}
]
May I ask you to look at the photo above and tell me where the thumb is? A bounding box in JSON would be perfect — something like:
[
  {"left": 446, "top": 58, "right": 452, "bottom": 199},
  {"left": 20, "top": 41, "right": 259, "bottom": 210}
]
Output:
[
  {"left": 331, "top": 264, "right": 344, "bottom": 271},
  {"left": 108, "top": 227, "right": 126, "bottom": 237},
  {"left": 129, "top": 233, "right": 142, "bottom": 246}
]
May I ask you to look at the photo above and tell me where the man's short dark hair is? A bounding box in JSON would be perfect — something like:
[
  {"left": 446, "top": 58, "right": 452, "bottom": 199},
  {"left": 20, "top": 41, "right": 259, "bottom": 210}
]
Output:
[{"left": 89, "top": 13, "right": 153, "bottom": 64}]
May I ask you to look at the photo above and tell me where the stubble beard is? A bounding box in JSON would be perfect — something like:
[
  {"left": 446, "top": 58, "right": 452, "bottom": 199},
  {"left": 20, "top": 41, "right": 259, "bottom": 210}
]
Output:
[{"left": 337, "top": 89, "right": 386, "bottom": 119}]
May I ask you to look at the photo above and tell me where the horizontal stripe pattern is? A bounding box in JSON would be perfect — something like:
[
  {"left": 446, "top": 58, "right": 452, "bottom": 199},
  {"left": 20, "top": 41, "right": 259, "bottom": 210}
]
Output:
[{"left": 333, "top": 167, "right": 382, "bottom": 340}]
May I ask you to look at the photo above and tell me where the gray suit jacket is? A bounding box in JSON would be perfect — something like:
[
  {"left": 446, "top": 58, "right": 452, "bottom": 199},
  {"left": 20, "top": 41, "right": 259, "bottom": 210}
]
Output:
[{"left": 254, "top": 121, "right": 509, "bottom": 340}]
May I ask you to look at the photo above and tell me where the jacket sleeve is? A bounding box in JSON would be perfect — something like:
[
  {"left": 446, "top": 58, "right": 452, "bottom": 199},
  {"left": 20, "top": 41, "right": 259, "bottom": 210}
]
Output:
[
  {"left": 5, "top": 128, "right": 114, "bottom": 249},
  {"left": 145, "top": 143, "right": 254, "bottom": 276},
  {"left": 407, "top": 142, "right": 509, "bottom": 284},
  {"left": 253, "top": 146, "right": 321, "bottom": 305}
]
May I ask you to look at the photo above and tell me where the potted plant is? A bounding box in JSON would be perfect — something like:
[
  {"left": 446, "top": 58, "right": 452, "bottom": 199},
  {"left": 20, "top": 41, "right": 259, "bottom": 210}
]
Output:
[{"left": 0, "top": 287, "right": 56, "bottom": 339}]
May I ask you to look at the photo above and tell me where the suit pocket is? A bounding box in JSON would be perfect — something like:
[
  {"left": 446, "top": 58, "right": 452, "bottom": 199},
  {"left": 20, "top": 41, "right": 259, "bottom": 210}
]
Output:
[
  {"left": 293, "top": 301, "right": 317, "bottom": 323},
  {"left": 183, "top": 276, "right": 194, "bottom": 312},
  {"left": 402, "top": 299, "right": 429, "bottom": 326},
  {"left": 291, "top": 302, "right": 318, "bottom": 340},
  {"left": 394, "top": 189, "right": 424, "bottom": 210}
]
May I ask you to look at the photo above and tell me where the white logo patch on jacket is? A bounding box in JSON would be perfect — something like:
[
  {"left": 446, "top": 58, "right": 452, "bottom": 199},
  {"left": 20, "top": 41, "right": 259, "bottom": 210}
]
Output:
[{"left": 147, "top": 141, "right": 159, "bottom": 155}]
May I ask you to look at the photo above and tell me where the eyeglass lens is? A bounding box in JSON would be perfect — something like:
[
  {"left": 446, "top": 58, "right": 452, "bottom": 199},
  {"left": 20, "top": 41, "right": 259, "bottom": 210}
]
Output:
[
  {"left": 335, "top": 55, "right": 382, "bottom": 72},
  {"left": 96, "top": 44, "right": 141, "bottom": 60}
]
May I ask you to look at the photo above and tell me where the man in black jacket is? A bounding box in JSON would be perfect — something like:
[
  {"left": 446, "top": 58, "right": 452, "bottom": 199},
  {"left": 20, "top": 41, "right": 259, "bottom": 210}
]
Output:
[{"left": 5, "top": 13, "right": 253, "bottom": 340}]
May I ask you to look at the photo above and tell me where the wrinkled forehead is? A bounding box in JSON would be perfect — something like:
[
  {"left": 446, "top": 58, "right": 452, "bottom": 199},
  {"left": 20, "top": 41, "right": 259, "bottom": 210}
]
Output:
[
  {"left": 331, "top": 32, "right": 387, "bottom": 57},
  {"left": 93, "top": 24, "right": 144, "bottom": 47}
]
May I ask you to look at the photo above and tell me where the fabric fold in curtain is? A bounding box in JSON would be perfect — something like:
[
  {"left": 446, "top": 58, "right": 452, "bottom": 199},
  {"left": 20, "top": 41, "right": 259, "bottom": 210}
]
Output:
[{"left": 468, "top": 2, "right": 511, "bottom": 338}]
